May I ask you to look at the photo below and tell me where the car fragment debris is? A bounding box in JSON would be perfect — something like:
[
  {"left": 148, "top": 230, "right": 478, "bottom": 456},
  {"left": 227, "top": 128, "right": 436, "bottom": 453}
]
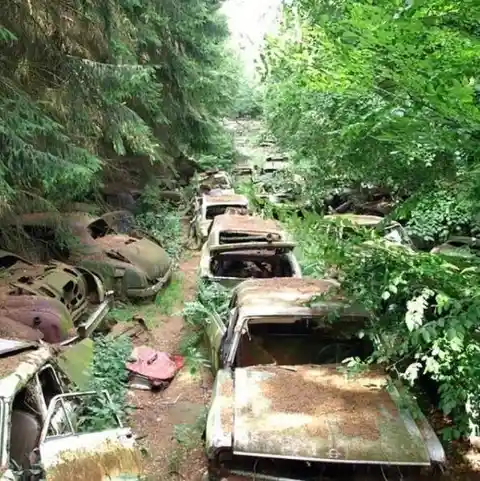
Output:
[{"left": 126, "top": 346, "right": 184, "bottom": 391}]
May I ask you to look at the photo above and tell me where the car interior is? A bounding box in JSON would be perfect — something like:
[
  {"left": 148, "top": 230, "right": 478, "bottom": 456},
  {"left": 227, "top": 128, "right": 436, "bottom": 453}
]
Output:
[
  {"left": 234, "top": 317, "right": 372, "bottom": 367},
  {"left": 210, "top": 250, "right": 294, "bottom": 278}
]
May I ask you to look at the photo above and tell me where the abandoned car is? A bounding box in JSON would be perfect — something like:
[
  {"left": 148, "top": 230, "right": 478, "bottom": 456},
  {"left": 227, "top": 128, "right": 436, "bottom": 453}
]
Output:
[
  {"left": 191, "top": 193, "right": 250, "bottom": 247},
  {"left": 232, "top": 166, "right": 255, "bottom": 184},
  {"left": 0, "top": 250, "right": 112, "bottom": 344},
  {"left": 323, "top": 214, "right": 413, "bottom": 247},
  {"left": 430, "top": 236, "right": 480, "bottom": 267},
  {"left": 0, "top": 338, "right": 144, "bottom": 481},
  {"left": 196, "top": 170, "right": 233, "bottom": 194},
  {"left": 203, "top": 278, "right": 445, "bottom": 480},
  {"left": 199, "top": 214, "right": 301, "bottom": 287},
  {"left": 8, "top": 212, "right": 173, "bottom": 299},
  {"left": 259, "top": 155, "right": 288, "bottom": 175}
]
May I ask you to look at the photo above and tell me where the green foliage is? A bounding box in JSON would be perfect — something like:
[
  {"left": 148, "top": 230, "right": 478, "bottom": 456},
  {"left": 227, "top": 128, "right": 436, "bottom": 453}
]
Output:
[
  {"left": 264, "top": 0, "right": 480, "bottom": 238},
  {"left": 286, "top": 211, "right": 480, "bottom": 438},
  {"left": 395, "top": 186, "right": 478, "bottom": 245},
  {"left": 181, "top": 280, "right": 230, "bottom": 372},
  {"left": 183, "top": 280, "right": 231, "bottom": 329},
  {"left": 135, "top": 184, "right": 183, "bottom": 258},
  {"left": 1, "top": 0, "right": 238, "bottom": 209},
  {"left": 79, "top": 335, "right": 132, "bottom": 432}
]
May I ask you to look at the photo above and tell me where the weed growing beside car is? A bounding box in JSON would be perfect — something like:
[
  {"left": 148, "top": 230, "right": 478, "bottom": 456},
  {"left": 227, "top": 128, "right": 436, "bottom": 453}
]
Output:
[{"left": 79, "top": 335, "right": 133, "bottom": 432}]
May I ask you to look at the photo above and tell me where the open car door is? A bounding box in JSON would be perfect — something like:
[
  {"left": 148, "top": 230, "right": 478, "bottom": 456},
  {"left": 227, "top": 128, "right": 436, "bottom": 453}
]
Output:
[{"left": 38, "top": 391, "right": 143, "bottom": 481}]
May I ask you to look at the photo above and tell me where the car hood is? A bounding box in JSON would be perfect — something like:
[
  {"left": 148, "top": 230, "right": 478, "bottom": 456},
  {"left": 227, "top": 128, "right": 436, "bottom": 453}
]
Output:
[
  {"left": 232, "top": 365, "right": 431, "bottom": 465},
  {"left": 95, "top": 235, "right": 171, "bottom": 281}
]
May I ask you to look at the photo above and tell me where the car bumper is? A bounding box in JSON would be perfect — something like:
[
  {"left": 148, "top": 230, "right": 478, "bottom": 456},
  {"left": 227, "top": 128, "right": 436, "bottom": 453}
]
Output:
[{"left": 126, "top": 263, "right": 174, "bottom": 298}]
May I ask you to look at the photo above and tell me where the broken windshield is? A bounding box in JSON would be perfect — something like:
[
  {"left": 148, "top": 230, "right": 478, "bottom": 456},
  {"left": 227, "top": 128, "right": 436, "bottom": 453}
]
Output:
[
  {"left": 206, "top": 205, "right": 246, "bottom": 220},
  {"left": 233, "top": 316, "right": 372, "bottom": 368}
]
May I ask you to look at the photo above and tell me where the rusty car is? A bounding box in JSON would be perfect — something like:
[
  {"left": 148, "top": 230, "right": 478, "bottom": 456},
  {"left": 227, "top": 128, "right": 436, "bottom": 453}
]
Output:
[
  {"left": 0, "top": 338, "right": 144, "bottom": 481},
  {"left": 196, "top": 170, "right": 233, "bottom": 194},
  {"left": 203, "top": 277, "right": 445, "bottom": 480},
  {"left": 324, "top": 213, "right": 414, "bottom": 247},
  {"left": 430, "top": 236, "right": 480, "bottom": 268},
  {"left": 8, "top": 212, "right": 173, "bottom": 299},
  {"left": 258, "top": 155, "right": 289, "bottom": 175},
  {"left": 190, "top": 193, "right": 250, "bottom": 248},
  {"left": 232, "top": 166, "right": 255, "bottom": 184},
  {"left": 199, "top": 214, "right": 302, "bottom": 288},
  {"left": 0, "top": 250, "right": 112, "bottom": 345}
]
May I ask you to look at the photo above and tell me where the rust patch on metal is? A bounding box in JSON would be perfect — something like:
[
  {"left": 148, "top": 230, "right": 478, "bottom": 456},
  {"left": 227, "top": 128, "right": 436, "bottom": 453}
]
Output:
[
  {"left": 258, "top": 365, "right": 395, "bottom": 441},
  {"left": 213, "top": 214, "right": 281, "bottom": 234},
  {"left": 234, "top": 278, "right": 340, "bottom": 309},
  {"left": 47, "top": 442, "right": 143, "bottom": 481}
]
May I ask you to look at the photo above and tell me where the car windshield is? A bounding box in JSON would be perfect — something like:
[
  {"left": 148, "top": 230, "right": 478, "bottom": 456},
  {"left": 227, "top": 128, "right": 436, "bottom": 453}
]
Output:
[
  {"left": 234, "top": 316, "right": 372, "bottom": 368},
  {"left": 211, "top": 249, "right": 293, "bottom": 278},
  {"left": 206, "top": 205, "right": 245, "bottom": 220}
]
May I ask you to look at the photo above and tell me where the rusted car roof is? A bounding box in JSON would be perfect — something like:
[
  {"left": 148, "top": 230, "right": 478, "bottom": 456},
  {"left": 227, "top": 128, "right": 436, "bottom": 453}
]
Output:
[
  {"left": 212, "top": 214, "right": 281, "bottom": 234},
  {"left": 203, "top": 193, "right": 248, "bottom": 205},
  {"left": 324, "top": 214, "right": 383, "bottom": 226},
  {"left": 232, "top": 278, "right": 340, "bottom": 310}
]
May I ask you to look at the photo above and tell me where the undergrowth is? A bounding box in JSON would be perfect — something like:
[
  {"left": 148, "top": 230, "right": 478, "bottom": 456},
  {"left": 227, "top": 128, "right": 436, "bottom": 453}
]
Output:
[
  {"left": 180, "top": 280, "right": 231, "bottom": 373},
  {"left": 79, "top": 335, "right": 132, "bottom": 432},
  {"left": 168, "top": 409, "right": 208, "bottom": 475}
]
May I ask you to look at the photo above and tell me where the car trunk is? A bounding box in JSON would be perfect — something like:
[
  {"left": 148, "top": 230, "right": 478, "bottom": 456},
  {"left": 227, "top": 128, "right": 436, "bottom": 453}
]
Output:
[
  {"left": 232, "top": 365, "right": 430, "bottom": 466},
  {"left": 95, "top": 235, "right": 170, "bottom": 281},
  {"left": 41, "top": 428, "right": 142, "bottom": 481}
]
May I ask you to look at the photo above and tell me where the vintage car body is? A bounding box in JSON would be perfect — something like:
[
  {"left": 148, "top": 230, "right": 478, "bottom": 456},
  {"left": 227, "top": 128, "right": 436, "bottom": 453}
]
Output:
[
  {"left": 430, "top": 236, "right": 480, "bottom": 267},
  {"left": 192, "top": 193, "right": 250, "bottom": 247},
  {"left": 203, "top": 278, "right": 445, "bottom": 480},
  {"left": 324, "top": 214, "right": 414, "bottom": 247},
  {"left": 10, "top": 213, "right": 173, "bottom": 299},
  {"left": 0, "top": 339, "right": 143, "bottom": 481},
  {"left": 199, "top": 214, "right": 301, "bottom": 288},
  {"left": 0, "top": 250, "right": 112, "bottom": 344},
  {"left": 258, "top": 156, "right": 288, "bottom": 175},
  {"left": 232, "top": 166, "right": 255, "bottom": 183},
  {"left": 197, "top": 170, "right": 233, "bottom": 194}
]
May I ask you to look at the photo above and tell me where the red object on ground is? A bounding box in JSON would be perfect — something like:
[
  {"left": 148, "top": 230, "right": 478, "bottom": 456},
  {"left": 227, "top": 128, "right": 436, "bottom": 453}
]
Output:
[{"left": 126, "top": 346, "right": 184, "bottom": 387}]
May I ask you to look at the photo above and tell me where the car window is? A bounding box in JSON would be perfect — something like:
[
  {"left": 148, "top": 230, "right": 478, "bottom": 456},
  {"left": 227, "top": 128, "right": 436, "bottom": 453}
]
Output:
[
  {"left": 88, "top": 219, "right": 114, "bottom": 239},
  {"left": 233, "top": 316, "right": 371, "bottom": 368},
  {"left": 206, "top": 205, "right": 245, "bottom": 220}
]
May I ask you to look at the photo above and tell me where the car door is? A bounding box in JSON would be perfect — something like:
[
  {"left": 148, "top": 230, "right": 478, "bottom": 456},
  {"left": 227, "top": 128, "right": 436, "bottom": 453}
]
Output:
[
  {"left": 37, "top": 392, "right": 141, "bottom": 481},
  {"left": 204, "top": 308, "right": 232, "bottom": 374}
]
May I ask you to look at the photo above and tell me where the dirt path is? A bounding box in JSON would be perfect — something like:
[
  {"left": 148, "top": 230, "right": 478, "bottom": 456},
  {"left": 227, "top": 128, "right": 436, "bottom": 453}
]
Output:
[{"left": 128, "top": 250, "right": 212, "bottom": 481}]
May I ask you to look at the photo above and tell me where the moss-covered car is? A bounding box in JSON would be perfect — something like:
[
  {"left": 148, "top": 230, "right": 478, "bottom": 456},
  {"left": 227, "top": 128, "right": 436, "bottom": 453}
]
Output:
[
  {"left": 0, "top": 250, "right": 112, "bottom": 344},
  {"left": 10, "top": 213, "right": 173, "bottom": 300},
  {"left": 430, "top": 236, "right": 480, "bottom": 268},
  {"left": 0, "top": 338, "right": 144, "bottom": 481},
  {"left": 203, "top": 278, "right": 445, "bottom": 480},
  {"left": 324, "top": 214, "right": 414, "bottom": 247}
]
